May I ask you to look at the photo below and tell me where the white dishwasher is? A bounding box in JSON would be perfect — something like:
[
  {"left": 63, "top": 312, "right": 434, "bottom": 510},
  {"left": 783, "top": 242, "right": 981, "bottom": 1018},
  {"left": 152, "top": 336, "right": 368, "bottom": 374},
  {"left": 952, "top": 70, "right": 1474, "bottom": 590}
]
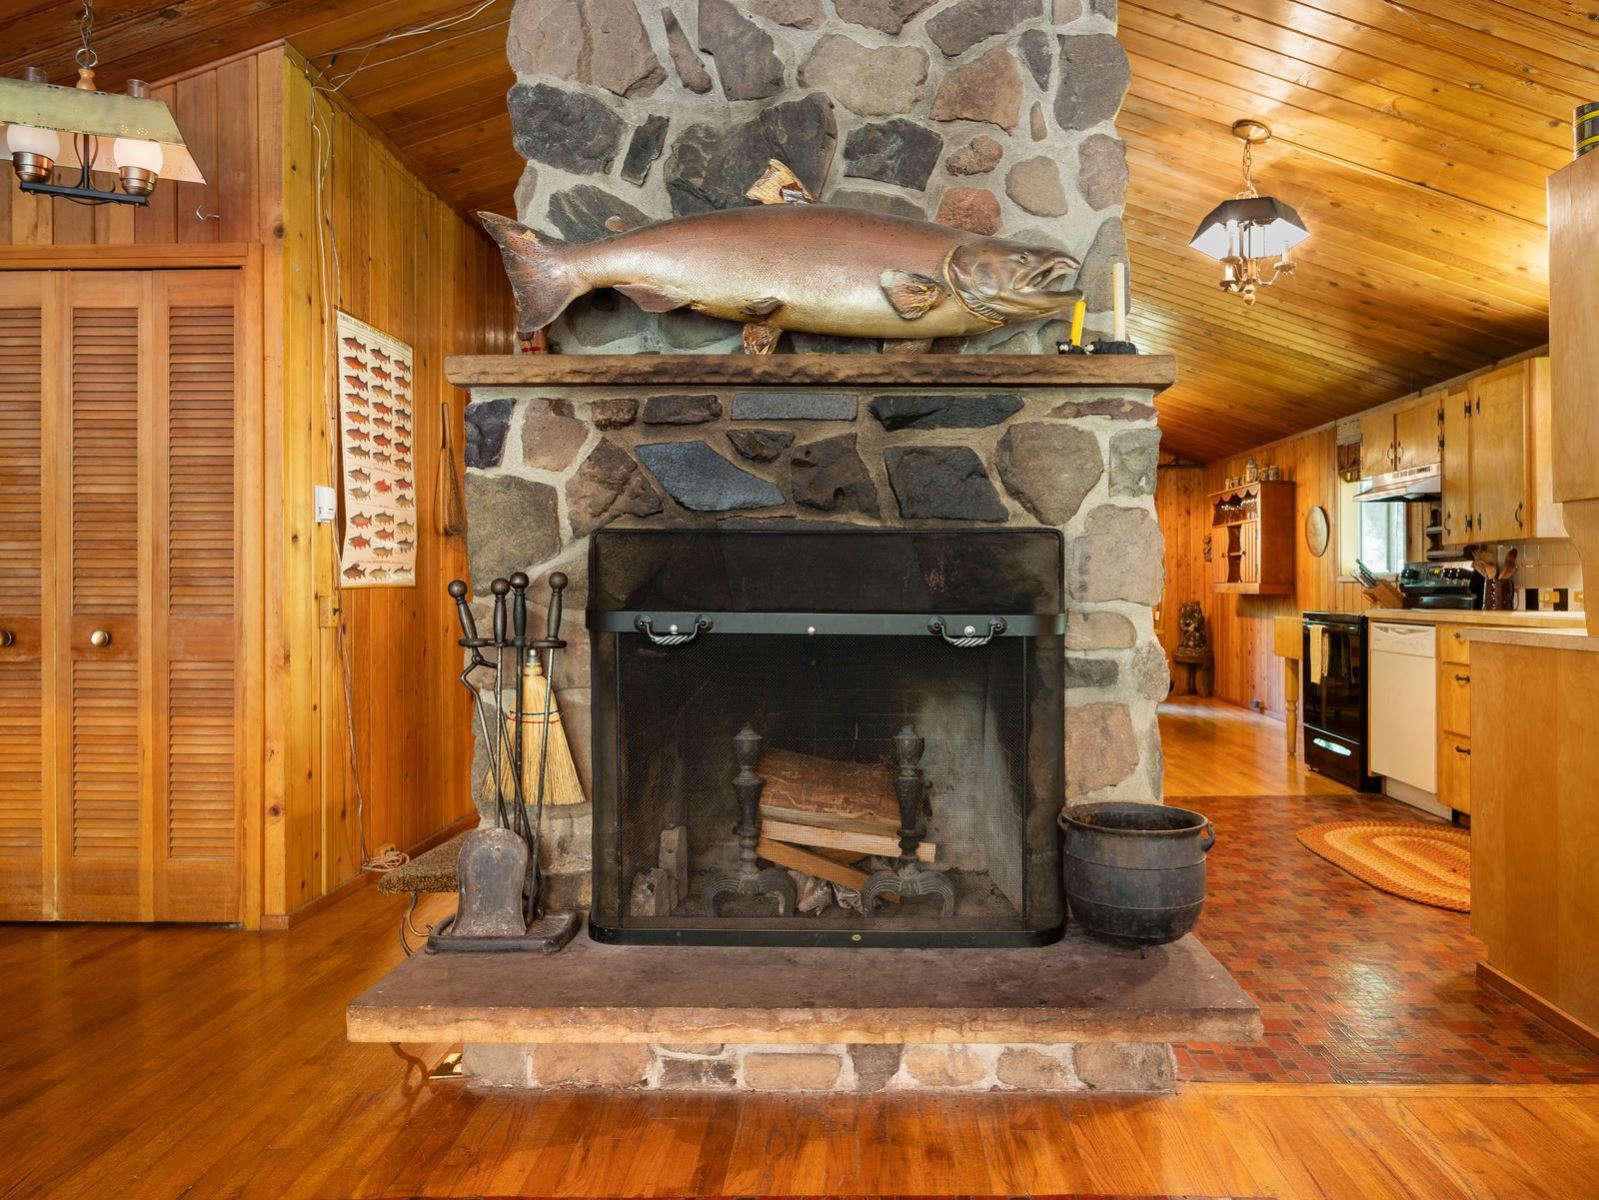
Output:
[{"left": 1368, "top": 620, "right": 1437, "bottom": 797}]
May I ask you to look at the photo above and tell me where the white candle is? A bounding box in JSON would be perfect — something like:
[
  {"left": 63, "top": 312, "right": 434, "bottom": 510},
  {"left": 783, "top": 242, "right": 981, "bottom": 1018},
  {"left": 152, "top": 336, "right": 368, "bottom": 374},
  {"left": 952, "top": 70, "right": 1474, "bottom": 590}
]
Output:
[{"left": 1112, "top": 261, "right": 1127, "bottom": 342}]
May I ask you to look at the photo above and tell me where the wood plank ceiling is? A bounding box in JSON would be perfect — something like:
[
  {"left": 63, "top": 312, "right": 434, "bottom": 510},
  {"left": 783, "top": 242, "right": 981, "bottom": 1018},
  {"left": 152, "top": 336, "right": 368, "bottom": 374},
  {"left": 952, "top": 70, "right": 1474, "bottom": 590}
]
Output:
[{"left": 3, "top": 0, "right": 1591, "bottom": 461}]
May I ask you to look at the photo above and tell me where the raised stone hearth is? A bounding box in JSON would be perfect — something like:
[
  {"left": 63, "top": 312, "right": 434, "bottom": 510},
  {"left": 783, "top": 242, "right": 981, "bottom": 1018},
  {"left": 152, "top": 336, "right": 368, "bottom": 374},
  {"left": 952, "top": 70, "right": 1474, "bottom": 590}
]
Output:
[{"left": 347, "top": 926, "right": 1260, "bottom": 1093}]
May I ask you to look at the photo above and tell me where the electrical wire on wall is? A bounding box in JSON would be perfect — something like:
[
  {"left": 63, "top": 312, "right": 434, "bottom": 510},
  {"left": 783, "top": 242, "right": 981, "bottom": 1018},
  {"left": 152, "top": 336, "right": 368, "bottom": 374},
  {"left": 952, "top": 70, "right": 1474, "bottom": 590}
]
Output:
[{"left": 300, "top": 0, "right": 512, "bottom": 875}]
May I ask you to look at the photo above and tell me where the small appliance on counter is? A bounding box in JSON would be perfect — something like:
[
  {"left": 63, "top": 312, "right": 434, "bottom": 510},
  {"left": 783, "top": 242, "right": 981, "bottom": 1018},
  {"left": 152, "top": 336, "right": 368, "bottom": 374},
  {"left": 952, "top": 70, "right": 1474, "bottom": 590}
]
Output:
[
  {"left": 1398, "top": 561, "right": 1478, "bottom": 610},
  {"left": 1301, "top": 611, "right": 1381, "bottom": 791}
]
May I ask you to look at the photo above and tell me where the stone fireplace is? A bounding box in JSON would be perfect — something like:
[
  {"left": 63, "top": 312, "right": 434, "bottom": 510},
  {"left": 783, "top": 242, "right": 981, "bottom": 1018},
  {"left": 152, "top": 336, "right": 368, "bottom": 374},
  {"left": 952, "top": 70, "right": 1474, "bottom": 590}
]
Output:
[{"left": 343, "top": 1, "right": 1264, "bottom": 1096}]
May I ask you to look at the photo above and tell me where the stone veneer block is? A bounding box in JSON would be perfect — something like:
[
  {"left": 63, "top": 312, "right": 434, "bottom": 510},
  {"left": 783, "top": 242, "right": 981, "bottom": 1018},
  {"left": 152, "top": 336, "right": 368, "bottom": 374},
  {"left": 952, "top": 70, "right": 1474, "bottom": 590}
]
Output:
[
  {"left": 995, "top": 422, "right": 1103, "bottom": 526},
  {"left": 884, "top": 446, "right": 1007, "bottom": 521},
  {"left": 642, "top": 393, "right": 722, "bottom": 424},
  {"left": 868, "top": 393, "right": 1022, "bottom": 430},
  {"left": 1074, "top": 1042, "right": 1178, "bottom": 1092},
  {"left": 731, "top": 392, "right": 857, "bottom": 420},
  {"left": 532, "top": 1042, "right": 654, "bottom": 1088},
  {"left": 620, "top": 114, "right": 670, "bottom": 185},
  {"left": 508, "top": 82, "right": 624, "bottom": 174},
  {"left": 927, "top": 0, "right": 1045, "bottom": 58},
  {"left": 696, "top": 0, "right": 785, "bottom": 100},
  {"left": 636, "top": 441, "right": 785, "bottom": 510},
  {"left": 742, "top": 1052, "right": 844, "bottom": 1090},
  {"left": 800, "top": 36, "right": 931, "bottom": 119},
  {"left": 508, "top": 0, "right": 665, "bottom": 97},
  {"left": 726, "top": 428, "right": 796, "bottom": 462},
  {"left": 463, "top": 473, "right": 560, "bottom": 585},
  {"left": 464, "top": 397, "right": 513, "bottom": 469}
]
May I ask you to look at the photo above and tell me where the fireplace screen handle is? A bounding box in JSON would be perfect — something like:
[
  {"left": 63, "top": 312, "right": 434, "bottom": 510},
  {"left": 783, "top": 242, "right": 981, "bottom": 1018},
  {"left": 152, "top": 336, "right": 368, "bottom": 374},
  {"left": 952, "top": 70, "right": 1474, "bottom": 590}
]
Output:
[
  {"left": 635, "top": 615, "right": 712, "bottom": 647},
  {"left": 928, "top": 617, "right": 1007, "bottom": 648}
]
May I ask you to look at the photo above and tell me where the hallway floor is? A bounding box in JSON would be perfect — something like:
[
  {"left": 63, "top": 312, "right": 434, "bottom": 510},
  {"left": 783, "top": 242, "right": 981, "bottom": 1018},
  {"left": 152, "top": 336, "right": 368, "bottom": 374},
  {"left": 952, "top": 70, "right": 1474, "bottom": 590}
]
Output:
[{"left": 2, "top": 698, "right": 1598, "bottom": 1199}]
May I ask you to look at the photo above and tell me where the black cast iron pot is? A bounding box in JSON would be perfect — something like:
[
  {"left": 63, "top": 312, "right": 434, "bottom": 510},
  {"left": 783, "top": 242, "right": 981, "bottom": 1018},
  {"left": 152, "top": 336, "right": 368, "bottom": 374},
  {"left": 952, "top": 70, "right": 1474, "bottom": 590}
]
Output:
[{"left": 1060, "top": 801, "right": 1216, "bottom": 945}]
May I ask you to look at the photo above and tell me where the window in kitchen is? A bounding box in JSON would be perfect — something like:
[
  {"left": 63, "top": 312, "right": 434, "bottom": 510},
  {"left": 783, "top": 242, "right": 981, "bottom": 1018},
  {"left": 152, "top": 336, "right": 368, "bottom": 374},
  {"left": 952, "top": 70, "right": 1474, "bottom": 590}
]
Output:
[{"left": 1339, "top": 477, "right": 1408, "bottom": 577}]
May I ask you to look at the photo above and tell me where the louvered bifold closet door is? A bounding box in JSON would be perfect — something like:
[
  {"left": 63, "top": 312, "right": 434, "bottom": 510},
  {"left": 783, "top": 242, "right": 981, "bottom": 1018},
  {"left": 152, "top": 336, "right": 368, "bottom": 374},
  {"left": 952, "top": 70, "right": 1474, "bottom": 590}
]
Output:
[
  {"left": 53, "top": 274, "right": 150, "bottom": 921},
  {"left": 151, "top": 272, "right": 242, "bottom": 921},
  {"left": 0, "top": 275, "right": 47, "bottom": 919}
]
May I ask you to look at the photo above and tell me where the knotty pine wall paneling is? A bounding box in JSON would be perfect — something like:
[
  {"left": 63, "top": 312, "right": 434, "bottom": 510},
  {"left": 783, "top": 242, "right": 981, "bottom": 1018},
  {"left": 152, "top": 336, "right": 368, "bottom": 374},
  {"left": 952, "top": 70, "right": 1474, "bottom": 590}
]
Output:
[
  {"left": 268, "top": 50, "right": 512, "bottom": 921},
  {"left": 1157, "top": 428, "right": 1368, "bottom": 719},
  {"left": 1154, "top": 463, "right": 1210, "bottom": 663}
]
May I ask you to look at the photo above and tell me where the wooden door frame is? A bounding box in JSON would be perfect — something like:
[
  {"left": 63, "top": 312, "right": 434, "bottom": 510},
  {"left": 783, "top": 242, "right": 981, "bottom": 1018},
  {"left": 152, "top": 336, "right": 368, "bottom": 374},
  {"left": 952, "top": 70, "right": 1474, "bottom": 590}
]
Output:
[{"left": 0, "top": 246, "right": 267, "bottom": 928}]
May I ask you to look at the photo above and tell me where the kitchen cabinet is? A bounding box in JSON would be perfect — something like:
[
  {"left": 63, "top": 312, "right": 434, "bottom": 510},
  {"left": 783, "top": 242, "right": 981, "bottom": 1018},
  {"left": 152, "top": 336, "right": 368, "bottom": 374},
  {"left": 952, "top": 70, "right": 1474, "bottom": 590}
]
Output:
[
  {"left": 1360, "top": 410, "right": 1398, "bottom": 476},
  {"left": 1441, "top": 388, "right": 1471, "bottom": 543},
  {"left": 1440, "top": 358, "right": 1565, "bottom": 544},
  {"left": 1436, "top": 624, "right": 1473, "bottom": 816},
  {"left": 1208, "top": 481, "right": 1294, "bottom": 595},
  {"left": 1471, "top": 633, "right": 1599, "bottom": 1042},
  {"left": 1359, "top": 397, "right": 1442, "bottom": 478},
  {"left": 1394, "top": 396, "right": 1443, "bottom": 473}
]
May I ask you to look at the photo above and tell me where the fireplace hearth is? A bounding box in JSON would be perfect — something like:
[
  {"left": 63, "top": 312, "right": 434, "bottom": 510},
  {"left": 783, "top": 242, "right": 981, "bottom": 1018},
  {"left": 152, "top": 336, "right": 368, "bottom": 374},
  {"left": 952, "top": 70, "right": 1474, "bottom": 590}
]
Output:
[{"left": 588, "top": 528, "right": 1065, "bottom": 947}]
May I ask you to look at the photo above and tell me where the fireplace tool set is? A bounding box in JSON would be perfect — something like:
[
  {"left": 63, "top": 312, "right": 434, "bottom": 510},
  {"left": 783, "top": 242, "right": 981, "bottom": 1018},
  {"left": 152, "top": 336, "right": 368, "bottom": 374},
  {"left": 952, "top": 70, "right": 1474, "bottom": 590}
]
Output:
[{"left": 428, "top": 571, "right": 580, "bottom": 953}]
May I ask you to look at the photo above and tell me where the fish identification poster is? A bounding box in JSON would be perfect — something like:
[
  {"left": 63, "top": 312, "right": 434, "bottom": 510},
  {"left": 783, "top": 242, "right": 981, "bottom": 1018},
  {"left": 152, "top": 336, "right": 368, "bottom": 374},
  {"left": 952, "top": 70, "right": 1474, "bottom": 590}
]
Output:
[{"left": 336, "top": 312, "right": 417, "bottom": 586}]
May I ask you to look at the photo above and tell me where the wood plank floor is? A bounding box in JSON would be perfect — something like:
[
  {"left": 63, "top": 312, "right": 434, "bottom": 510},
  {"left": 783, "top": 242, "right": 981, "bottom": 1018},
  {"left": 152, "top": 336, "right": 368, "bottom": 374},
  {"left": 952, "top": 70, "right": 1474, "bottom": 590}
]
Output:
[{"left": 3, "top": 699, "right": 1598, "bottom": 1199}]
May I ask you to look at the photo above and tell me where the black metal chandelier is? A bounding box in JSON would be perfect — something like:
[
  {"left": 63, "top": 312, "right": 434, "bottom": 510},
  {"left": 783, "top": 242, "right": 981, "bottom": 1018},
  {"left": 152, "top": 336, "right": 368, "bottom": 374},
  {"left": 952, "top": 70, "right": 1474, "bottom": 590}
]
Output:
[
  {"left": 0, "top": 0, "right": 204, "bottom": 206},
  {"left": 1190, "top": 120, "right": 1309, "bottom": 306}
]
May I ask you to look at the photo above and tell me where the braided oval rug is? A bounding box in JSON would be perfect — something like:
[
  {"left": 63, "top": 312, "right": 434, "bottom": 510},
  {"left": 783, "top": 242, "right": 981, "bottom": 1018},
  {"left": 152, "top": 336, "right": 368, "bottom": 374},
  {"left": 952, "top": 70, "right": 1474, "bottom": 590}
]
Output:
[{"left": 1297, "top": 820, "right": 1470, "bottom": 912}]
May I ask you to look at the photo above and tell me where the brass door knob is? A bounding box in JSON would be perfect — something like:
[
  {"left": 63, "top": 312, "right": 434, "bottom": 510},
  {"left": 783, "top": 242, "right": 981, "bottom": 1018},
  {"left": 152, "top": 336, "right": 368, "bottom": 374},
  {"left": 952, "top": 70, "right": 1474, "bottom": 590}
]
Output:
[
  {"left": 89, "top": 629, "right": 112, "bottom": 648},
  {"left": 0, "top": 630, "right": 13, "bottom": 647}
]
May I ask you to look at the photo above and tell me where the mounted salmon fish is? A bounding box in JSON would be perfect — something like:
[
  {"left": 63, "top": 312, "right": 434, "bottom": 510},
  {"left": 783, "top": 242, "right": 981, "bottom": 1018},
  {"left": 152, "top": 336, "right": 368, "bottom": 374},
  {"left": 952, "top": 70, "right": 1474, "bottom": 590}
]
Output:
[{"left": 480, "top": 161, "right": 1082, "bottom": 354}]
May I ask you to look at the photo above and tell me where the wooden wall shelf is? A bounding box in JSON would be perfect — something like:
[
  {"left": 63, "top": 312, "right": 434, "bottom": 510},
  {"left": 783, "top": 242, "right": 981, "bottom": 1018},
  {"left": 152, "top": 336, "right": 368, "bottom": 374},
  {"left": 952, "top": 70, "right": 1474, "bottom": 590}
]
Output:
[{"left": 1209, "top": 481, "right": 1295, "bottom": 596}]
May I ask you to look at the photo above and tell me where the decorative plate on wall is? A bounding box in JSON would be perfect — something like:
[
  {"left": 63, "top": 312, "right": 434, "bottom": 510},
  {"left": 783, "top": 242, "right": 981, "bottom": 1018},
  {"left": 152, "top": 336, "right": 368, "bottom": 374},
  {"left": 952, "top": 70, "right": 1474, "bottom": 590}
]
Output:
[{"left": 1305, "top": 504, "right": 1330, "bottom": 557}]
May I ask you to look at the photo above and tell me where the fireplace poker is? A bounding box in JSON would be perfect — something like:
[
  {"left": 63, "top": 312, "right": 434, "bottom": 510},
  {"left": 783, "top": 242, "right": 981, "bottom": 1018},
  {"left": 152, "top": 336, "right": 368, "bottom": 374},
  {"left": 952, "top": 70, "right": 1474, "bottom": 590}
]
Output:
[
  {"left": 448, "top": 579, "right": 507, "bottom": 829},
  {"left": 508, "top": 572, "right": 533, "bottom": 849},
  {"left": 489, "top": 578, "right": 513, "bottom": 829}
]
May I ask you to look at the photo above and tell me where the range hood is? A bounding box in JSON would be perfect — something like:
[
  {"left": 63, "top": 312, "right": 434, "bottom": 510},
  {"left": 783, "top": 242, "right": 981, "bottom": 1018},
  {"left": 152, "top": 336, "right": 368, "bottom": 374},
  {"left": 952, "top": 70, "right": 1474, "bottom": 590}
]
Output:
[{"left": 1356, "top": 463, "right": 1441, "bottom": 503}]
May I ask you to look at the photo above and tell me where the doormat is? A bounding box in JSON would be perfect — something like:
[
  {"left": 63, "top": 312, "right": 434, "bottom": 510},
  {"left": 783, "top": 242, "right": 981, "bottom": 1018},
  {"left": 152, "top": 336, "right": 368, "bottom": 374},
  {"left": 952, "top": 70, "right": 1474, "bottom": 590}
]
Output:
[{"left": 1298, "top": 820, "right": 1469, "bottom": 912}]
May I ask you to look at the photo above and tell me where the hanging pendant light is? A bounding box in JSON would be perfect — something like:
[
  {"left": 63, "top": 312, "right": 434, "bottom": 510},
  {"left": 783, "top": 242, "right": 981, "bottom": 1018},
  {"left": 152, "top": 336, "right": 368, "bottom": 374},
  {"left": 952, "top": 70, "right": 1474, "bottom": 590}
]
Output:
[
  {"left": 1190, "top": 120, "right": 1308, "bottom": 306},
  {"left": 0, "top": 0, "right": 205, "bottom": 207}
]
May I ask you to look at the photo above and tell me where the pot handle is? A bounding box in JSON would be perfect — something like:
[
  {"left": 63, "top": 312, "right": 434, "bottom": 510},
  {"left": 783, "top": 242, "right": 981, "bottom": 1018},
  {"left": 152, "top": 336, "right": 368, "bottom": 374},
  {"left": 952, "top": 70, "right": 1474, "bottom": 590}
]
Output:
[{"left": 1200, "top": 820, "right": 1216, "bottom": 853}]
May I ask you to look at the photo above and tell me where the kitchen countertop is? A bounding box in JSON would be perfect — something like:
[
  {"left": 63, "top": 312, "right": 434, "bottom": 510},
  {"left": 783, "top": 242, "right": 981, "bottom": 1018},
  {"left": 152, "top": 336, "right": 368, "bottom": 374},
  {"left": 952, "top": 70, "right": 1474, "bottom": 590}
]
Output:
[
  {"left": 1467, "top": 627, "right": 1598, "bottom": 652},
  {"left": 1363, "top": 608, "right": 1587, "bottom": 629}
]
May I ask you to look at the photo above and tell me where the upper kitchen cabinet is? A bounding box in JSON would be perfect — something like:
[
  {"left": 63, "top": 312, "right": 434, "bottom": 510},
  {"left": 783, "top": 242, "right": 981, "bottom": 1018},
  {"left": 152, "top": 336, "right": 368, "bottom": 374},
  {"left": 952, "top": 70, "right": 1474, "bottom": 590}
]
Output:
[
  {"left": 1443, "top": 358, "right": 1564, "bottom": 545},
  {"left": 1394, "top": 397, "right": 1444, "bottom": 473},
  {"left": 1362, "top": 397, "right": 1442, "bottom": 477}
]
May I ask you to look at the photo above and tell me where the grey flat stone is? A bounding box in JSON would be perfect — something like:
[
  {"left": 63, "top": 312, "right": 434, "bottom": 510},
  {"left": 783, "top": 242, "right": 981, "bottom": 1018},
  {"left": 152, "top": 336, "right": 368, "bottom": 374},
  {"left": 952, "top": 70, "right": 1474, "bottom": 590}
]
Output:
[
  {"left": 884, "top": 445, "right": 1007, "bottom": 521},
  {"left": 868, "top": 393, "right": 1022, "bottom": 430},
  {"left": 731, "top": 392, "right": 858, "bottom": 420},
  {"left": 636, "top": 441, "right": 785, "bottom": 511}
]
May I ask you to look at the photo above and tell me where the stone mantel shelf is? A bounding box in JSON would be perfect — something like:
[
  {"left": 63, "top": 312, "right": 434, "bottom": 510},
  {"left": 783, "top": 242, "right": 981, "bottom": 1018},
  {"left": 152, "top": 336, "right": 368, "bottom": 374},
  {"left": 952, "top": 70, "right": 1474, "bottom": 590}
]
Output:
[{"left": 445, "top": 353, "right": 1178, "bottom": 392}]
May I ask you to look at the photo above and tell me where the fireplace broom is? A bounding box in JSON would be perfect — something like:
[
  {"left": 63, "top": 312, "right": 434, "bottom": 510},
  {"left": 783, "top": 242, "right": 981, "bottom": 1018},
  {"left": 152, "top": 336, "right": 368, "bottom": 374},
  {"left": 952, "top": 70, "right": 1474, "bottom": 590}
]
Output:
[{"left": 512, "top": 653, "right": 585, "bottom": 811}]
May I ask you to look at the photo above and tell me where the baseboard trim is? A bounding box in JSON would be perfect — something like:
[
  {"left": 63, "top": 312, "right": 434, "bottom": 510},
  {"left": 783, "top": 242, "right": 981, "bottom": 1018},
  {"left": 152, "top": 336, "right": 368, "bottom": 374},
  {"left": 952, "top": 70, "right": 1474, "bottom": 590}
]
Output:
[
  {"left": 260, "top": 811, "right": 479, "bottom": 931},
  {"left": 1477, "top": 961, "right": 1599, "bottom": 1054}
]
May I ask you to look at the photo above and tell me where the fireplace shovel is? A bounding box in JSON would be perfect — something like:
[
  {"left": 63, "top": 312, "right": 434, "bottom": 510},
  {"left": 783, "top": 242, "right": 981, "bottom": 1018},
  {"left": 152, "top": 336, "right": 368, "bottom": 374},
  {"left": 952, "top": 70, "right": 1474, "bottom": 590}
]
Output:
[{"left": 427, "top": 573, "right": 580, "bottom": 954}]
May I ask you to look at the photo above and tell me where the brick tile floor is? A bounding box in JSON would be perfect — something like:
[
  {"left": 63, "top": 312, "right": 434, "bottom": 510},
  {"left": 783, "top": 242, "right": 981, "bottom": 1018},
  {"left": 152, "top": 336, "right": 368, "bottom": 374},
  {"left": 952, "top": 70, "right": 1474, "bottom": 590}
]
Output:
[{"left": 1174, "top": 790, "right": 1599, "bottom": 1084}]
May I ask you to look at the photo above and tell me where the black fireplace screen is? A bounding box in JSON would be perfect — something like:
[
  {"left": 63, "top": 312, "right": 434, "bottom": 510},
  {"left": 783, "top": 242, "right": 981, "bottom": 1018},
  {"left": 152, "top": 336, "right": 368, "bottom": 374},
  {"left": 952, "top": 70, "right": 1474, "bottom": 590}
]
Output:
[{"left": 587, "top": 528, "right": 1065, "bottom": 947}]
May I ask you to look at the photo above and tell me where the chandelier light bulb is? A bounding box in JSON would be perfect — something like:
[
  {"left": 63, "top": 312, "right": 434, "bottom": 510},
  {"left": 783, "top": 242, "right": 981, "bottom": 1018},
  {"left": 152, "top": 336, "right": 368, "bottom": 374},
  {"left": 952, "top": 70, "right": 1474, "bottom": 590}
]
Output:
[
  {"left": 5, "top": 123, "right": 60, "bottom": 181},
  {"left": 113, "top": 136, "right": 162, "bottom": 195}
]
